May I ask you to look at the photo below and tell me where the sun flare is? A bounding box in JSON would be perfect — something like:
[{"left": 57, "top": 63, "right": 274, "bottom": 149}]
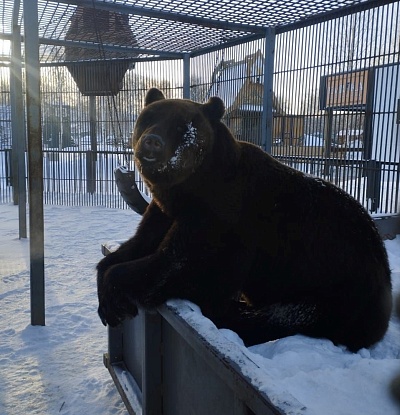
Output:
[{"left": 0, "top": 39, "right": 10, "bottom": 56}]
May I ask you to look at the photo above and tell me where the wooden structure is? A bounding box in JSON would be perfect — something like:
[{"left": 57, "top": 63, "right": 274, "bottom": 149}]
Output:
[
  {"left": 273, "top": 114, "right": 305, "bottom": 147},
  {"left": 209, "top": 50, "right": 304, "bottom": 147},
  {"left": 336, "top": 129, "right": 364, "bottom": 148}
]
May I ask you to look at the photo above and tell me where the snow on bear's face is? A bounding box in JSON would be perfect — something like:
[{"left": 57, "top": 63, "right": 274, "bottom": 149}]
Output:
[{"left": 132, "top": 89, "right": 224, "bottom": 187}]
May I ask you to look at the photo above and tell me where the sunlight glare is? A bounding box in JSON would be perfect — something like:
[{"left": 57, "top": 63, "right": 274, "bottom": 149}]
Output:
[{"left": 0, "top": 39, "right": 11, "bottom": 56}]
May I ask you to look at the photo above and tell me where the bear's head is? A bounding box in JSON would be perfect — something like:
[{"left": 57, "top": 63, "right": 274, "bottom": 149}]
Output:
[{"left": 131, "top": 88, "right": 226, "bottom": 188}]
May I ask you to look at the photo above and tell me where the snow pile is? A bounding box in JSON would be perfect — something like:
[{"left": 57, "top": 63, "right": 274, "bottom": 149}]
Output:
[{"left": 0, "top": 203, "right": 399, "bottom": 415}]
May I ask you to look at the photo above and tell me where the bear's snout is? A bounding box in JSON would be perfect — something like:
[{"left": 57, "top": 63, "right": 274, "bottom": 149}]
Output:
[{"left": 140, "top": 134, "right": 165, "bottom": 162}]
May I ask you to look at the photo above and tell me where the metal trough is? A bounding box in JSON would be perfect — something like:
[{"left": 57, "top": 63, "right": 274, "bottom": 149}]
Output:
[{"left": 104, "top": 302, "right": 282, "bottom": 415}]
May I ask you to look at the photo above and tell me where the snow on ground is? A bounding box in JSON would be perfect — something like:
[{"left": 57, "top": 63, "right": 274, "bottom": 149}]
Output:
[
  {"left": 0, "top": 203, "right": 399, "bottom": 415},
  {"left": 0, "top": 204, "right": 138, "bottom": 415}
]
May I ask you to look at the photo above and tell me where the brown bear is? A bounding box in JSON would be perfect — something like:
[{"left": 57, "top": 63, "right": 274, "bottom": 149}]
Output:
[{"left": 97, "top": 88, "right": 392, "bottom": 352}]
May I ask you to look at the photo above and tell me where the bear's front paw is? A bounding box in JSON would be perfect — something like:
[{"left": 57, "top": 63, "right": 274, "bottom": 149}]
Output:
[
  {"left": 97, "top": 266, "right": 138, "bottom": 327},
  {"left": 98, "top": 288, "right": 138, "bottom": 327},
  {"left": 96, "top": 253, "right": 120, "bottom": 291}
]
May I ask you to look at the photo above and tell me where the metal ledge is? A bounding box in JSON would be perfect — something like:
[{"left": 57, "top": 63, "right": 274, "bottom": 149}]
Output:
[
  {"left": 105, "top": 303, "right": 282, "bottom": 415},
  {"left": 374, "top": 214, "right": 400, "bottom": 240},
  {"left": 103, "top": 358, "right": 143, "bottom": 415}
]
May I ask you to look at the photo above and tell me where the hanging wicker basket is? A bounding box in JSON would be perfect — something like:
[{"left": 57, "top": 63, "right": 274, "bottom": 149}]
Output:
[{"left": 65, "top": 6, "right": 138, "bottom": 96}]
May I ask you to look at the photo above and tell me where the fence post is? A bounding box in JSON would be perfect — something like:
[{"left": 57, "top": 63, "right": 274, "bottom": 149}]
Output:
[
  {"left": 86, "top": 150, "right": 96, "bottom": 194},
  {"left": 5, "top": 149, "right": 12, "bottom": 186},
  {"left": 262, "top": 28, "right": 275, "bottom": 153},
  {"left": 323, "top": 108, "right": 334, "bottom": 177},
  {"left": 183, "top": 53, "right": 191, "bottom": 99},
  {"left": 10, "top": 20, "right": 27, "bottom": 238},
  {"left": 366, "top": 159, "right": 381, "bottom": 213},
  {"left": 24, "top": 0, "right": 45, "bottom": 326}
]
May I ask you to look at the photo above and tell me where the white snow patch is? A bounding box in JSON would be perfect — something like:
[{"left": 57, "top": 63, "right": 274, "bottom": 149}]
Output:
[{"left": 158, "top": 122, "right": 202, "bottom": 172}]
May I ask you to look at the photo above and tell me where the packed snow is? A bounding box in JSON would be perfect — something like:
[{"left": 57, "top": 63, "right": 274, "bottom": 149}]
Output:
[{"left": 0, "top": 203, "right": 399, "bottom": 415}]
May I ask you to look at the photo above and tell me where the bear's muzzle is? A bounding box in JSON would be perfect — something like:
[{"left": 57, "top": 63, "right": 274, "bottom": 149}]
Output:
[{"left": 139, "top": 134, "right": 165, "bottom": 162}]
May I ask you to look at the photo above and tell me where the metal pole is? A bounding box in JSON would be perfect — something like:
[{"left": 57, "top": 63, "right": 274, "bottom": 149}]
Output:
[
  {"left": 23, "top": 0, "right": 45, "bottom": 326},
  {"left": 10, "top": 0, "right": 20, "bottom": 205},
  {"left": 10, "top": 23, "right": 27, "bottom": 238},
  {"left": 262, "top": 28, "right": 276, "bottom": 153},
  {"left": 88, "top": 95, "right": 97, "bottom": 193},
  {"left": 324, "top": 108, "right": 333, "bottom": 177},
  {"left": 89, "top": 95, "right": 97, "bottom": 153},
  {"left": 183, "top": 53, "right": 191, "bottom": 99}
]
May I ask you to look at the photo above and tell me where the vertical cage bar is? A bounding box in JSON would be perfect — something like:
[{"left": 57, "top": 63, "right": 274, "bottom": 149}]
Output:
[
  {"left": 262, "top": 28, "right": 275, "bottom": 153},
  {"left": 183, "top": 53, "right": 190, "bottom": 99},
  {"left": 24, "top": 0, "right": 45, "bottom": 326},
  {"left": 10, "top": 23, "right": 27, "bottom": 238}
]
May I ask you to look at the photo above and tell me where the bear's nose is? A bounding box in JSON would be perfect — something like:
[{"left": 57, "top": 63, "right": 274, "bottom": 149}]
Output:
[{"left": 142, "top": 134, "right": 165, "bottom": 154}]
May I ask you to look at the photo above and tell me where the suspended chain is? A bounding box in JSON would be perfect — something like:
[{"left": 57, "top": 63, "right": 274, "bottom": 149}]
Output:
[{"left": 91, "top": 0, "right": 129, "bottom": 167}]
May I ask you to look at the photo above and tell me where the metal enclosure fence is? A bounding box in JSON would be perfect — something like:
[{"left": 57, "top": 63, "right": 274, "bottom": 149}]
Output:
[{"left": 0, "top": 2, "right": 399, "bottom": 215}]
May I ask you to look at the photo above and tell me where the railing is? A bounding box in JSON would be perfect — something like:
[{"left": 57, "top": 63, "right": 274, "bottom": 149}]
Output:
[
  {"left": 0, "top": 149, "right": 13, "bottom": 203},
  {"left": 0, "top": 148, "right": 399, "bottom": 215},
  {"left": 274, "top": 155, "right": 399, "bottom": 214},
  {"left": 0, "top": 148, "right": 148, "bottom": 209}
]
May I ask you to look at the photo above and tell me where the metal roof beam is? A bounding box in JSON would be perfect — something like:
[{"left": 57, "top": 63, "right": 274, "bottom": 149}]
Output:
[
  {"left": 190, "top": 33, "right": 266, "bottom": 57},
  {"left": 42, "top": 55, "right": 181, "bottom": 67},
  {"left": 40, "top": 37, "right": 183, "bottom": 59},
  {"left": 53, "top": 0, "right": 266, "bottom": 34},
  {"left": 1, "top": 33, "right": 183, "bottom": 59}
]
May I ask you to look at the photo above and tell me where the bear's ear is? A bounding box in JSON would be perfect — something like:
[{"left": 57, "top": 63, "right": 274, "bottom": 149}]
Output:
[
  {"left": 145, "top": 88, "right": 166, "bottom": 106},
  {"left": 202, "top": 96, "right": 225, "bottom": 121}
]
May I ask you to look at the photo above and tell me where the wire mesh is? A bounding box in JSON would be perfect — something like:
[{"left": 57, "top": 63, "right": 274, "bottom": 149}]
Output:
[
  {"left": 268, "top": 3, "right": 400, "bottom": 214},
  {"left": 0, "top": 1, "right": 398, "bottom": 215}
]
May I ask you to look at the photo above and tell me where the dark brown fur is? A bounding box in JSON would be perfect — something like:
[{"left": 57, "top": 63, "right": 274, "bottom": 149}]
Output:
[{"left": 97, "top": 88, "right": 392, "bottom": 351}]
